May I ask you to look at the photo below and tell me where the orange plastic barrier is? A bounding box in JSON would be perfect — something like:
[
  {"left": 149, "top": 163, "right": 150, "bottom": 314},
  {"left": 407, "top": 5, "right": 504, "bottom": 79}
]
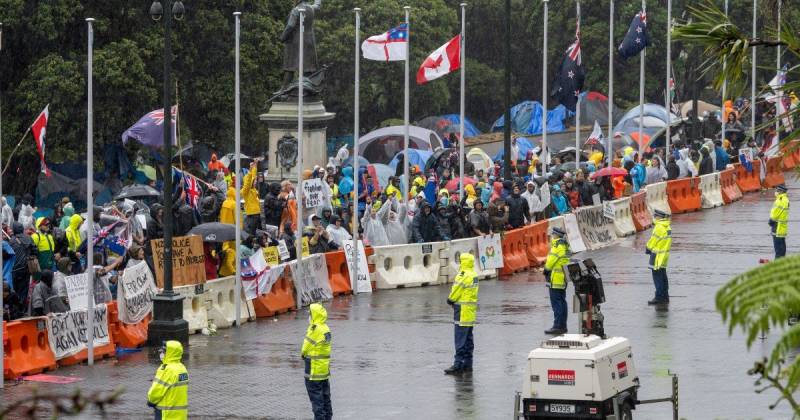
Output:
[
  {"left": 253, "top": 272, "right": 297, "bottom": 317},
  {"left": 782, "top": 146, "right": 797, "bottom": 170},
  {"left": 734, "top": 161, "right": 762, "bottom": 193},
  {"left": 666, "top": 178, "right": 702, "bottom": 214},
  {"left": 629, "top": 192, "right": 653, "bottom": 232},
  {"left": 720, "top": 168, "right": 742, "bottom": 204},
  {"left": 107, "top": 301, "right": 149, "bottom": 349},
  {"left": 3, "top": 318, "right": 57, "bottom": 379},
  {"left": 58, "top": 310, "right": 117, "bottom": 367},
  {"left": 500, "top": 227, "right": 529, "bottom": 275},
  {"left": 524, "top": 221, "right": 549, "bottom": 268},
  {"left": 762, "top": 156, "right": 786, "bottom": 189},
  {"left": 324, "top": 250, "right": 353, "bottom": 296}
]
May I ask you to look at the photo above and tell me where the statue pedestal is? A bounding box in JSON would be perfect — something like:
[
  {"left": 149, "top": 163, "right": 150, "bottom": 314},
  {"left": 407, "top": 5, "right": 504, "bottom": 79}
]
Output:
[{"left": 260, "top": 100, "right": 336, "bottom": 182}]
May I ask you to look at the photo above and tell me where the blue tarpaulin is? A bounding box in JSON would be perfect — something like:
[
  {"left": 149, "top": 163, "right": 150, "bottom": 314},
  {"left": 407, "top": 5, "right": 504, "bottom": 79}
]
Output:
[
  {"left": 491, "top": 101, "right": 570, "bottom": 135},
  {"left": 492, "top": 138, "right": 535, "bottom": 161},
  {"left": 440, "top": 114, "right": 481, "bottom": 138},
  {"left": 389, "top": 149, "right": 434, "bottom": 171}
]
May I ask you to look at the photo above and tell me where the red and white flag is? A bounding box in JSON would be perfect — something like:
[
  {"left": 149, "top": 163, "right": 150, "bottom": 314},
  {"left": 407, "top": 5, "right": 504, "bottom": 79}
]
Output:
[
  {"left": 31, "top": 105, "right": 51, "bottom": 177},
  {"left": 416, "top": 35, "right": 461, "bottom": 85}
]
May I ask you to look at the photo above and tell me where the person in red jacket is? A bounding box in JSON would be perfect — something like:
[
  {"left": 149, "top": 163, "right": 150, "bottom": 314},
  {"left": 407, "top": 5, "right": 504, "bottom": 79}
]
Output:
[{"left": 563, "top": 175, "right": 582, "bottom": 209}]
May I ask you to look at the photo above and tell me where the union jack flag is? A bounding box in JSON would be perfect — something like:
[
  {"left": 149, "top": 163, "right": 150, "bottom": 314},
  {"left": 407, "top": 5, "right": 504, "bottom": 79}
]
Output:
[{"left": 184, "top": 174, "right": 201, "bottom": 209}]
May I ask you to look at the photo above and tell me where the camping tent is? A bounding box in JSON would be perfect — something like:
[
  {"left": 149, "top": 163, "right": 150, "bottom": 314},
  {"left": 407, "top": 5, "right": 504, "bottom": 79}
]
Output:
[
  {"left": 467, "top": 148, "right": 493, "bottom": 173},
  {"left": 492, "top": 137, "right": 535, "bottom": 161},
  {"left": 578, "top": 92, "right": 623, "bottom": 127},
  {"left": 358, "top": 126, "right": 443, "bottom": 165},
  {"left": 679, "top": 100, "right": 721, "bottom": 118},
  {"left": 389, "top": 149, "right": 433, "bottom": 172},
  {"left": 491, "top": 101, "right": 570, "bottom": 135},
  {"left": 613, "top": 104, "right": 680, "bottom": 140},
  {"left": 416, "top": 115, "right": 481, "bottom": 140}
]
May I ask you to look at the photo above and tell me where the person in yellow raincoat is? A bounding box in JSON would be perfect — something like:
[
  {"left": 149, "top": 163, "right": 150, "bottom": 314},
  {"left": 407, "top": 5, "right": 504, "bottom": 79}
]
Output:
[{"left": 147, "top": 340, "right": 189, "bottom": 419}]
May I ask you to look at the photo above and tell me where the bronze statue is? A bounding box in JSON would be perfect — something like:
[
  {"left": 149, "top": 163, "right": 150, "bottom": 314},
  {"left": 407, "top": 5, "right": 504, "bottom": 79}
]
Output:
[{"left": 280, "top": 0, "right": 321, "bottom": 91}]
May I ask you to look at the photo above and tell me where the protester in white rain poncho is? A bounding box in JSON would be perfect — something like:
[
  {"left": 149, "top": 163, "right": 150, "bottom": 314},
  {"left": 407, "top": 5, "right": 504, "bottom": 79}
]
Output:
[
  {"left": 384, "top": 198, "right": 408, "bottom": 245},
  {"left": 0, "top": 197, "right": 13, "bottom": 228},
  {"left": 17, "top": 201, "right": 35, "bottom": 231},
  {"left": 325, "top": 215, "right": 352, "bottom": 248},
  {"left": 361, "top": 199, "right": 390, "bottom": 247},
  {"left": 521, "top": 181, "right": 541, "bottom": 221}
]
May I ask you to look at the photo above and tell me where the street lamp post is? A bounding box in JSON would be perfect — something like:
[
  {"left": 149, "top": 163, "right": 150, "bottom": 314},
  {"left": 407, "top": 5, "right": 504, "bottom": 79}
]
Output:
[{"left": 147, "top": 0, "right": 189, "bottom": 346}]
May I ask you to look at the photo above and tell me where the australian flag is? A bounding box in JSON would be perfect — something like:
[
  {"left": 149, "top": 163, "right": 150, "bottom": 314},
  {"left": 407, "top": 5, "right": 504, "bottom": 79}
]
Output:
[
  {"left": 551, "top": 23, "right": 584, "bottom": 112},
  {"left": 619, "top": 11, "right": 650, "bottom": 59}
]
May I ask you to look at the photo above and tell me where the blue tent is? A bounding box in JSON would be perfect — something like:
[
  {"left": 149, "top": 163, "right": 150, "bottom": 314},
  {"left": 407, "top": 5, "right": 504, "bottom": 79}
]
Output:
[
  {"left": 389, "top": 149, "right": 434, "bottom": 171},
  {"left": 492, "top": 137, "right": 535, "bottom": 161},
  {"left": 491, "top": 101, "right": 571, "bottom": 135},
  {"left": 440, "top": 114, "right": 481, "bottom": 138},
  {"left": 613, "top": 103, "right": 680, "bottom": 139}
]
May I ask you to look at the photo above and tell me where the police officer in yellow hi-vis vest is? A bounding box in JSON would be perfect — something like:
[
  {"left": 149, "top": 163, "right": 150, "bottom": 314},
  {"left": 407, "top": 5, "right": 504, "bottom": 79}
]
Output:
[
  {"left": 302, "top": 302, "right": 332, "bottom": 420},
  {"left": 646, "top": 209, "right": 672, "bottom": 305},
  {"left": 769, "top": 184, "right": 789, "bottom": 259},
  {"left": 147, "top": 340, "right": 189, "bottom": 420},
  {"left": 544, "top": 227, "right": 571, "bottom": 335},
  {"left": 445, "top": 252, "right": 479, "bottom": 375}
]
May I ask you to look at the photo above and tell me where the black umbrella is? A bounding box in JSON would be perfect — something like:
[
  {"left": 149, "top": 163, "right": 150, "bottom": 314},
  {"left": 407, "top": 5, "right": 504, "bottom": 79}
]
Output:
[
  {"left": 188, "top": 222, "right": 250, "bottom": 243},
  {"left": 115, "top": 184, "right": 161, "bottom": 200}
]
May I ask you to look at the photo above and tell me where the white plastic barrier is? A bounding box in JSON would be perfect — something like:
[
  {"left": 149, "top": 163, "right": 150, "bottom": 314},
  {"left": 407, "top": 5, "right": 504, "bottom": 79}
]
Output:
[
  {"left": 174, "top": 283, "right": 209, "bottom": 335},
  {"left": 645, "top": 182, "right": 672, "bottom": 216},
  {"left": 369, "top": 242, "right": 445, "bottom": 289},
  {"left": 699, "top": 172, "right": 724, "bottom": 208},
  {"left": 548, "top": 216, "right": 566, "bottom": 236},
  {"left": 442, "top": 238, "right": 497, "bottom": 282},
  {"left": 549, "top": 215, "right": 587, "bottom": 252},
  {"left": 204, "top": 276, "right": 255, "bottom": 329},
  {"left": 573, "top": 205, "right": 617, "bottom": 250},
  {"left": 607, "top": 198, "right": 636, "bottom": 237}
]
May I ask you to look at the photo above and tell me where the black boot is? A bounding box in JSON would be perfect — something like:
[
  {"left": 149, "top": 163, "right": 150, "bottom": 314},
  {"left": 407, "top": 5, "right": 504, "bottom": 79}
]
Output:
[
  {"left": 444, "top": 365, "right": 462, "bottom": 375},
  {"left": 544, "top": 328, "right": 566, "bottom": 335}
]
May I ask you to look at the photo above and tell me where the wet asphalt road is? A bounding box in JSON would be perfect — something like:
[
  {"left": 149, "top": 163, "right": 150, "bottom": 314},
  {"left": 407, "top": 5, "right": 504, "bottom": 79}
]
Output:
[{"left": 2, "top": 179, "right": 798, "bottom": 419}]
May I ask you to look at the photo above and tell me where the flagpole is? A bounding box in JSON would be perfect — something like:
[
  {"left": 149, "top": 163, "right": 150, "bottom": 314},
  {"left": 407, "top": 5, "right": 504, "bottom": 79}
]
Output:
[
  {"left": 0, "top": 21, "right": 4, "bottom": 388},
  {"left": 459, "top": 3, "right": 466, "bottom": 195},
  {"left": 638, "top": 0, "right": 645, "bottom": 161},
  {"left": 776, "top": 0, "right": 781, "bottom": 136},
  {"left": 403, "top": 6, "right": 410, "bottom": 199},
  {"left": 721, "top": 0, "right": 728, "bottom": 144},
  {"left": 503, "top": 0, "right": 512, "bottom": 179},
  {"left": 86, "top": 17, "right": 95, "bottom": 366},
  {"left": 353, "top": 7, "right": 360, "bottom": 291},
  {"left": 233, "top": 11, "right": 242, "bottom": 327},
  {"left": 665, "top": 0, "right": 671, "bottom": 156},
  {"left": 751, "top": 0, "right": 756, "bottom": 140},
  {"left": 542, "top": 0, "right": 549, "bottom": 175},
  {"left": 608, "top": 0, "right": 614, "bottom": 167},
  {"left": 574, "top": 0, "right": 581, "bottom": 166},
  {"left": 1, "top": 127, "right": 31, "bottom": 175},
  {"left": 296, "top": 8, "right": 305, "bottom": 275}
]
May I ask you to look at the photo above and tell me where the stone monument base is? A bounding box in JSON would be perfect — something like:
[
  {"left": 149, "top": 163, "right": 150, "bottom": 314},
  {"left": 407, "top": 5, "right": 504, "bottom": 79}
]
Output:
[{"left": 259, "top": 100, "right": 335, "bottom": 182}]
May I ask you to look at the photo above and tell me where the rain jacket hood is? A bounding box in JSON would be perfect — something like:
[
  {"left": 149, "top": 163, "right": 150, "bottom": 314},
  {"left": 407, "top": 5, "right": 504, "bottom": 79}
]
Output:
[
  {"left": 309, "top": 302, "right": 327, "bottom": 325},
  {"left": 68, "top": 214, "right": 83, "bottom": 231},
  {"left": 460, "top": 252, "right": 475, "bottom": 272},
  {"left": 163, "top": 340, "right": 184, "bottom": 364}
]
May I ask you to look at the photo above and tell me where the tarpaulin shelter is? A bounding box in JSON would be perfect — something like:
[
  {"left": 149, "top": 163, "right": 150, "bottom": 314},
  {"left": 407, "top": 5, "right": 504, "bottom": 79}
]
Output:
[
  {"left": 389, "top": 149, "right": 433, "bottom": 172},
  {"left": 416, "top": 115, "right": 481, "bottom": 140},
  {"left": 358, "top": 126, "right": 443, "bottom": 165},
  {"left": 578, "top": 92, "right": 623, "bottom": 127},
  {"left": 491, "top": 101, "right": 570, "bottom": 135},
  {"left": 492, "top": 137, "right": 535, "bottom": 161}
]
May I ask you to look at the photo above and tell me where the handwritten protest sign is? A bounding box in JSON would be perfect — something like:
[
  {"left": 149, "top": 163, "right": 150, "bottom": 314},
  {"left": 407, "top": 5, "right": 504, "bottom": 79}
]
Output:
[
  {"left": 46, "top": 304, "right": 110, "bottom": 360},
  {"left": 343, "top": 240, "right": 371, "bottom": 294},
  {"left": 278, "top": 240, "right": 291, "bottom": 262},
  {"left": 263, "top": 246, "right": 280, "bottom": 266},
  {"left": 291, "top": 254, "right": 332, "bottom": 307},
  {"left": 574, "top": 205, "right": 616, "bottom": 250},
  {"left": 302, "top": 178, "right": 325, "bottom": 208},
  {"left": 117, "top": 262, "right": 157, "bottom": 324},
  {"left": 64, "top": 273, "right": 89, "bottom": 311},
  {"left": 151, "top": 235, "right": 206, "bottom": 288},
  {"left": 477, "top": 235, "right": 504, "bottom": 270}
]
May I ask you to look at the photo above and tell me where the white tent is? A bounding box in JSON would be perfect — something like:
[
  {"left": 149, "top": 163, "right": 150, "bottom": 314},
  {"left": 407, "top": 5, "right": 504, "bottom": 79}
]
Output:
[{"left": 358, "top": 126, "right": 444, "bottom": 165}]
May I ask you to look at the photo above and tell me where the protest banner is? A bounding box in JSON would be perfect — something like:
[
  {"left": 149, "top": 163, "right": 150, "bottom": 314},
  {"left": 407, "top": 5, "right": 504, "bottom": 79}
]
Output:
[
  {"left": 242, "top": 249, "right": 289, "bottom": 300},
  {"left": 302, "top": 178, "right": 325, "bottom": 208},
  {"left": 46, "top": 304, "right": 110, "bottom": 360},
  {"left": 64, "top": 273, "right": 89, "bottom": 311},
  {"left": 277, "top": 240, "right": 291, "bottom": 261},
  {"left": 574, "top": 205, "right": 616, "bottom": 250},
  {"left": 151, "top": 235, "right": 206, "bottom": 288},
  {"left": 563, "top": 213, "right": 587, "bottom": 253},
  {"left": 477, "top": 234, "right": 504, "bottom": 270},
  {"left": 263, "top": 246, "right": 280, "bottom": 266},
  {"left": 343, "top": 240, "right": 371, "bottom": 294},
  {"left": 117, "top": 261, "right": 157, "bottom": 324},
  {"left": 291, "top": 254, "right": 332, "bottom": 307}
]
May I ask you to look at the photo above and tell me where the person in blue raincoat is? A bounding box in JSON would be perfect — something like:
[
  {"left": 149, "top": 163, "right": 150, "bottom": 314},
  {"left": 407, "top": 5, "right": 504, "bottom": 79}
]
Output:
[
  {"left": 423, "top": 176, "right": 437, "bottom": 206},
  {"left": 338, "top": 167, "right": 354, "bottom": 206},
  {"left": 356, "top": 167, "right": 374, "bottom": 215},
  {"left": 550, "top": 184, "right": 571, "bottom": 216}
]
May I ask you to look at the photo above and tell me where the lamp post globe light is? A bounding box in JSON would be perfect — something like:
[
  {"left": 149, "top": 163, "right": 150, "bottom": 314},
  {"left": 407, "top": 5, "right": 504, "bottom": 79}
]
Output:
[{"left": 147, "top": 0, "right": 190, "bottom": 346}]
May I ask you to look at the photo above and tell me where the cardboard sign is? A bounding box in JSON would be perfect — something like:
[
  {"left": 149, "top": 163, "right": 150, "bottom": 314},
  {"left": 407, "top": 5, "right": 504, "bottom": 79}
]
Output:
[
  {"left": 603, "top": 202, "right": 615, "bottom": 220},
  {"left": 563, "top": 213, "right": 587, "bottom": 253},
  {"left": 263, "top": 246, "right": 281, "bottom": 266},
  {"left": 46, "top": 305, "right": 110, "bottom": 360},
  {"left": 302, "top": 178, "right": 325, "bottom": 208},
  {"left": 277, "top": 240, "right": 291, "bottom": 261},
  {"left": 343, "top": 240, "right": 371, "bottom": 294},
  {"left": 291, "top": 254, "right": 332, "bottom": 307},
  {"left": 477, "top": 234, "right": 504, "bottom": 270},
  {"left": 117, "top": 261, "right": 157, "bottom": 324},
  {"left": 64, "top": 273, "right": 89, "bottom": 311},
  {"left": 150, "top": 235, "right": 207, "bottom": 288}
]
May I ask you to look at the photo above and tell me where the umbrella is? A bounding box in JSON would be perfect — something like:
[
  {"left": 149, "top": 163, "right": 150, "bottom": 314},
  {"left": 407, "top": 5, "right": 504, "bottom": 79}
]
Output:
[
  {"left": 189, "top": 222, "right": 250, "bottom": 243},
  {"left": 424, "top": 148, "right": 452, "bottom": 173},
  {"left": 589, "top": 167, "right": 627, "bottom": 180},
  {"left": 115, "top": 184, "right": 161, "bottom": 200},
  {"left": 445, "top": 176, "right": 476, "bottom": 192},
  {"left": 220, "top": 153, "right": 253, "bottom": 171}
]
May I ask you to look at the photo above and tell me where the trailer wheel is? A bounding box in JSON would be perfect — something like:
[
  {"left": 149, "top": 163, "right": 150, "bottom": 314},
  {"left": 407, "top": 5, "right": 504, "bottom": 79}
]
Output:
[{"left": 619, "top": 401, "right": 633, "bottom": 420}]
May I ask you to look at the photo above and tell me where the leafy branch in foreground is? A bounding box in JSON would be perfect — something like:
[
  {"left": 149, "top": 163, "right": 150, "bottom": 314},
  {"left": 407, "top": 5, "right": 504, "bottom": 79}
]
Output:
[
  {"left": 717, "top": 255, "right": 800, "bottom": 414},
  {"left": 0, "top": 386, "right": 124, "bottom": 419}
]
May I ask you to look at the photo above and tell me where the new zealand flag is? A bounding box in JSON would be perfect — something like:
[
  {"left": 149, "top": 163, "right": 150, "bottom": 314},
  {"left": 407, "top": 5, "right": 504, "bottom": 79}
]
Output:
[
  {"left": 551, "top": 24, "right": 584, "bottom": 112},
  {"left": 618, "top": 11, "right": 650, "bottom": 59}
]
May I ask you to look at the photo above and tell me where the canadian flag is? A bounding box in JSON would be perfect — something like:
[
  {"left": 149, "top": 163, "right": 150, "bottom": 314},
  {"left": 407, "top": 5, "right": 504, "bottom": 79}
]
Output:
[
  {"left": 416, "top": 35, "right": 461, "bottom": 85},
  {"left": 31, "top": 105, "right": 51, "bottom": 177}
]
